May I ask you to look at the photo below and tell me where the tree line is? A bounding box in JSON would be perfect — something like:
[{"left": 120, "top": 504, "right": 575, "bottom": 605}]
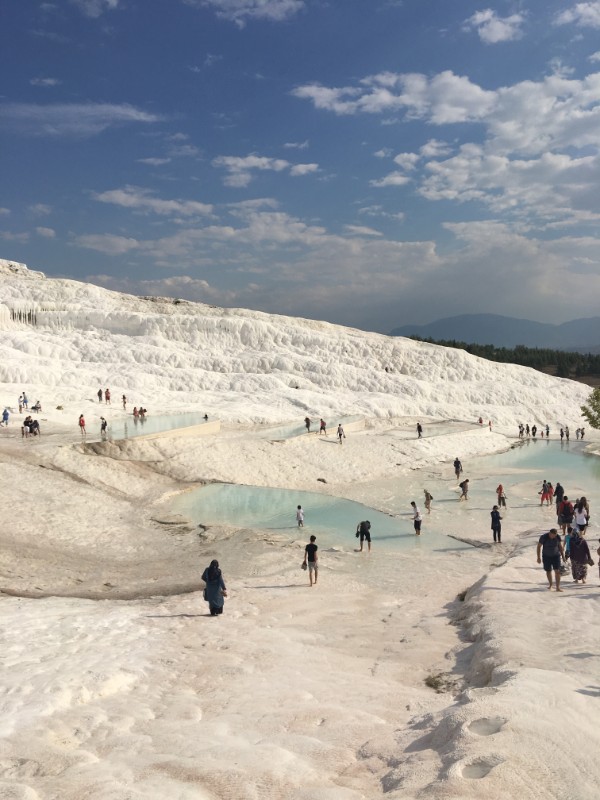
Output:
[{"left": 409, "top": 336, "right": 600, "bottom": 380}]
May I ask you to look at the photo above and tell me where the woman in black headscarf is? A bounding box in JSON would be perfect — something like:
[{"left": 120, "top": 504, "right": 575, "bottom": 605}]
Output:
[
  {"left": 567, "top": 529, "right": 592, "bottom": 584},
  {"left": 201, "top": 560, "right": 227, "bottom": 615}
]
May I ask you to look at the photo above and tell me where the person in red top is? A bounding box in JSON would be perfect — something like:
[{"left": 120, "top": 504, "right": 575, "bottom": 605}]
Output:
[
  {"left": 78, "top": 414, "right": 86, "bottom": 435},
  {"left": 105, "top": 388, "right": 111, "bottom": 404},
  {"left": 557, "top": 496, "right": 574, "bottom": 535}
]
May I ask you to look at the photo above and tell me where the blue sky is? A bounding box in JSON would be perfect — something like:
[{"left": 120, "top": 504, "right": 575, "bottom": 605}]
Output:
[{"left": 2, "top": 0, "right": 600, "bottom": 333}]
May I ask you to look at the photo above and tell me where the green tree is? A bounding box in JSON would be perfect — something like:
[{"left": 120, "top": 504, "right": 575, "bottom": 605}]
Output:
[{"left": 581, "top": 387, "right": 600, "bottom": 429}]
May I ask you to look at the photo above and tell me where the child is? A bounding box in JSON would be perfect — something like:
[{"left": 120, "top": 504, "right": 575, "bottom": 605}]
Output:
[{"left": 296, "top": 505, "right": 304, "bottom": 528}]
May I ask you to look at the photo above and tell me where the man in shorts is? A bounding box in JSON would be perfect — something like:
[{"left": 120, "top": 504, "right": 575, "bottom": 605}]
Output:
[
  {"left": 536, "top": 528, "right": 565, "bottom": 592},
  {"left": 356, "top": 520, "right": 371, "bottom": 552},
  {"left": 303, "top": 535, "right": 318, "bottom": 586}
]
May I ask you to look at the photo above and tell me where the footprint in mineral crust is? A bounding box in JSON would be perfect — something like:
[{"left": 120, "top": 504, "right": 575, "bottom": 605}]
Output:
[
  {"left": 468, "top": 716, "right": 506, "bottom": 736},
  {"left": 461, "top": 759, "right": 495, "bottom": 779}
]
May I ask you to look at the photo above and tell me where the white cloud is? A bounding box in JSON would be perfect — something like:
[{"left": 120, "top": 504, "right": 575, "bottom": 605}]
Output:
[
  {"left": 36, "top": 226, "right": 56, "bottom": 238},
  {"left": 182, "top": 0, "right": 304, "bottom": 27},
  {"left": 73, "top": 233, "right": 140, "bottom": 255},
  {"left": 374, "top": 148, "right": 393, "bottom": 158},
  {"left": 357, "top": 205, "right": 405, "bottom": 222},
  {"left": 0, "top": 231, "right": 29, "bottom": 243},
  {"left": 293, "top": 70, "right": 496, "bottom": 122},
  {"left": 283, "top": 140, "right": 309, "bottom": 149},
  {"left": 69, "top": 0, "right": 119, "bottom": 18},
  {"left": 0, "top": 103, "right": 162, "bottom": 137},
  {"left": 212, "top": 154, "right": 318, "bottom": 186},
  {"left": 28, "top": 204, "right": 52, "bottom": 216},
  {"left": 137, "top": 157, "right": 172, "bottom": 166},
  {"left": 555, "top": 2, "right": 600, "bottom": 28},
  {"left": 30, "top": 77, "right": 61, "bottom": 87},
  {"left": 463, "top": 9, "right": 525, "bottom": 43},
  {"left": 344, "top": 225, "right": 383, "bottom": 236},
  {"left": 0, "top": 208, "right": 10, "bottom": 216},
  {"left": 289, "top": 163, "right": 319, "bottom": 176},
  {"left": 393, "top": 152, "right": 419, "bottom": 170},
  {"left": 167, "top": 143, "right": 201, "bottom": 158},
  {"left": 92, "top": 186, "right": 213, "bottom": 218},
  {"left": 370, "top": 171, "right": 412, "bottom": 188},
  {"left": 419, "top": 139, "right": 452, "bottom": 158},
  {"left": 589, "top": 51, "right": 600, "bottom": 61}
]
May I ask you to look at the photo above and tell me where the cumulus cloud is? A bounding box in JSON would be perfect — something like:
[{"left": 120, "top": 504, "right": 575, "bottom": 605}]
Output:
[
  {"left": 555, "top": 2, "right": 600, "bottom": 28},
  {"left": 463, "top": 9, "right": 525, "bottom": 43},
  {"left": 212, "top": 154, "right": 319, "bottom": 186},
  {"left": 69, "top": 0, "right": 119, "bottom": 17},
  {"left": 370, "top": 171, "right": 412, "bottom": 188},
  {"left": 73, "top": 233, "right": 140, "bottom": 255},
  {"left": 0, "top": 103, "right": 162, "bottom": 137},
  {"left": 293, "top": 70, "right": 496, "bottom": 123},
  {"left": 92, "top": 186, "right": 213, "bottom": 218},
  {"left": 182, "top": 0, "right": 304, "bottom": 27},
  {"left": 589, "top": 51, "right": 600, "bottom": 61}
]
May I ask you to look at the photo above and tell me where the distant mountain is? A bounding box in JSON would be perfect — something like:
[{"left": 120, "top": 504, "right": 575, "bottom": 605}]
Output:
[{"left": 390, "top": 314, "right": 600, "bottom": 353}]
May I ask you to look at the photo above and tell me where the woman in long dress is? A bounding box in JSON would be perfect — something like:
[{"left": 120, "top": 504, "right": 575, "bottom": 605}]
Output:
[
  {"left": 202, "top": 559, "right": 227, "bottom": 616},
  {"left": 568, "top": 530, "right": 592, "bottom": 584}
]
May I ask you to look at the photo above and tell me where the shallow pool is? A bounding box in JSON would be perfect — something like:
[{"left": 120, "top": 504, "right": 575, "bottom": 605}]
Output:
[
  {"left": 171, "top": 483, "right": 471, "bottom": 554},
  {"left": 104, "top": 412, "right": 211, "bottom": 441}
]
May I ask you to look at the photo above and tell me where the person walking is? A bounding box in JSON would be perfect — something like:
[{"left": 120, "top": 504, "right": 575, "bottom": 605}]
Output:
[
  {"left": 319, "top": 418, "right": 327, "bottom": 436},
  {"left": 100, "top": 417, "right": 108, "bottom": 437},
  {"left": 537, "top": 528, "right": 565, "bottom": 591},
  {"left": 459, "top": 478, "right": 469, "bottom": 501},
  {"left": 453, "top": 458, "right": 463, "bottom": 480},
  {"left": 540, "top": 480, "right": 551, "bottom": 506},
  {"left": 411, "top": 501, "right": 422, "bottom": 535},
  {"left": 302, "top": 535, "right": 318, "bottom": 587},
  {"left": 1, "top": 408, "right": 9, "bottom": 427},
  {"left": 491, "top": 505, "right": 502, "bottom": 543},
  {"left": 122, "top": 394, "right": 127, "bottom": 410},
  {"left": 356, "top": 520, "right": 371, "bottom": 552},
  {"left": 423, "top": 489, "right": 433, "bottom": 514},
  {"left": 105, "top": 388, "right": 111, "bottom": 405},
  {"left": 496, "top": 483, "right": 507, "bottom": 508},
  {"left": 554, "top": 482, "right": 564, "bottom": 512},
  {"left": 97, "top": 388, "right": 103, "bottom": 403},
  {"left": 558, "top": 495, "right": 574, "bottom": 534},
  {"left": 566, "top": 529, "right": 592, "bottom": 584},
  {"left": 22, "top": 392, "right": 28, "bottom": 410},
  {"left": 78, "top": 414, "right": 86, "bottom": 435},
  {"left": 416, "top": 422, "right": 423, "bottom": 439},
  {"left": 201, "top": 559, "right": 227, "bottom": 616},
  {"left": 337, "top": 424, "right": 346, "bottom": 445},
  {"left": 573, "top": 498, "right": 589, "bottom": 534},
  {"left": 296, "top": 505, "right": 305, "bottom": 528},
  {"left": 18, "top": 395, "right": 23, "bottom": 413}
]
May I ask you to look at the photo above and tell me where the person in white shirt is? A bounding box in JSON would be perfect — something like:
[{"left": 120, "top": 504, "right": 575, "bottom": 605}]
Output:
[{"left": 410, "top": 501, "right": 422, "bottom": 535}]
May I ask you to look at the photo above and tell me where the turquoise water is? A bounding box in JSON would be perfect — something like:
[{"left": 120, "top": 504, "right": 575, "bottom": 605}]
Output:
[
  {"left": 254, "top": 415, "right": 363, "bottom": 440},
  {"left": 102, "top": 412, "right": 211, "bottom": 441},
  {"left": 171, "top": 483, "right": 471, "bottom": 554}
]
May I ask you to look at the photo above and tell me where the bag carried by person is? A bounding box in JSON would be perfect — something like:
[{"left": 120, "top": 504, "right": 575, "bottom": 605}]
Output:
[{"left": 301, "top": 562, "right": 307, "bottom": 570}]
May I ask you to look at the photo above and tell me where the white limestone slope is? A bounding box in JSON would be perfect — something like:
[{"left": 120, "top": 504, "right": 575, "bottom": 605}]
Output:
[{"left": 0, "top": 259, "right": 589, "bottom": 426}]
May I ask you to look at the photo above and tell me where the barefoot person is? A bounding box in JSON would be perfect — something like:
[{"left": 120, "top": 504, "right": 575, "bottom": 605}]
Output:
[
  {"left": 423, "top": 489, "right": 433, "bottom": 514},
  {"left": 410, "top": 501, "right": 422, "bottom": 535},
  {"left": 201, "top": 559, "right": 227, "bottom": 616},
  {"left": 302, "top": 535, "right": 318, "bottom": 586},
  {"left": 296, "top": 505, "right": 304, "bottom": 528},
  {"left": 356, "top": 520, "right": 371, "bottom": 552},
  {"left": 536, "top": 528, "right": 565, "bottom": 591}
]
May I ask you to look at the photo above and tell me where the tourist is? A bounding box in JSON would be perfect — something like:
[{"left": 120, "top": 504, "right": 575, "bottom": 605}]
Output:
[
  {"left": 423, "top": 489, "right": 433, "bottom": 514},
  {"left": 491, "top": 505, "right": 502, "bottom": 543},
  {"left": 540, "top": 480, "right": 551, "bottom": 506},
  {"left": 356, "top": 520, "right": 371, "bottom": 552},
  {"left": 201, "top": 559, "right": 227, "bottom": 616},
  {"left": 565, "top": 426, "right": 570, "bottom": 441},
  {"left": 459, "top": 478, "right": 469, "bottom": 501},
  {"left": 545, "top": 424, "right": 550, "bottom": 437},
  {"left": 31, "top": 400, "right": 42, "bottom": 412},
  {"left": 411, "top": 501, "right": 422, "bottom": 536},
  {"left": 567, "top": 529, "right": 592, "bottom": 584},
  {"left": 78, "top": 414, "right": 86, "bottom": 435},
  {"left": 337, "top": 424, "right": 345, "bottom": 444},
  {"left": 560, "top": 428, "right": 564, "bottom": 441},
  {"left": 133, "top": 406, "right": 139, "bottom": 418},
  {"left": 319, "top": 418, "right": 327, "bottom": 435},
  {"left": 22, "top": 392, "right": 28, "bottom": 409},
  {"left": 554, "top": 482, "right": 564, "bottom": 511},
  {"left": 496, "top": 483, "right": 507, "bottom": 508},
  {"left": 97, "top": 388, "right": 103, "bottom": 403},
  {"left": 557, "top": 495, "right": 574, "bottom": 534},
  {"left": 1, "top": 408, "right": 9, "bottom": 427},
  {"left": 581, "top": 428, "right": 585, "bottom": 440},
  {"left": 417, "top": 422, "right": 423, "bottom": 438},
  {"left": 574, "top": 498, "right": 589, "bottom": 533},
  {"left": 296, "top": 505, "right": 304, "bottom": 528},
  {"left": 302, "top": 535, "right": 318, "bottom": 587},
  {"left": 453, "top": 457, "right": 463, "bottom": 479},
  {"left": 105, "top": 388, "right": 111, "bottom": 405},
  {"left": 536, "top": 528, "right": 565, "bottom": 592},
  {"left": 100, "top": 417, "right": 108, "bottom": 437},
  {"left": 122, "top": 394, "right": 127, "bottom": 410},
  {"left": 304, "top": 416, "right": 311, "bottom": 433},
  {"left": 488, "top": 420, "right": 492, "bottom": 431}
]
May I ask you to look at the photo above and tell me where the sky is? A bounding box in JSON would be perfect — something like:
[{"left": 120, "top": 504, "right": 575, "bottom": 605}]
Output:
[{"left": 1, "top": 0, "right": 600, "bottom": 333}]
